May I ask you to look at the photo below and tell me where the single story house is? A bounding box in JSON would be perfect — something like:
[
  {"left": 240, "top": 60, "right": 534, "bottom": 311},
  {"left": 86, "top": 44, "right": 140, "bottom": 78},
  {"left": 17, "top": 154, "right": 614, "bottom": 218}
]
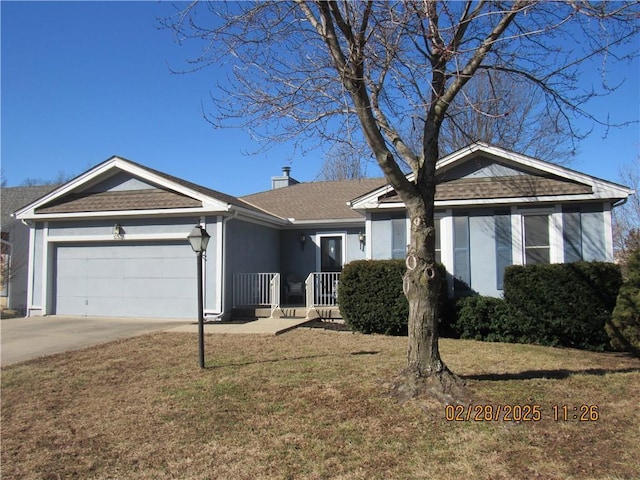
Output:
[{"left": 12, "top": 143, "right": 633, "bottom": 320}]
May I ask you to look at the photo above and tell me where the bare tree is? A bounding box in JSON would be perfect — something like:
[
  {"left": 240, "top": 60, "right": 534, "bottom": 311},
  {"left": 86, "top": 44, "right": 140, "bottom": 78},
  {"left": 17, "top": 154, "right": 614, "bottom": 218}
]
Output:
[
  {"left": 440, "top": 71, "right": 576, "bottom": 162},
  {"left": 317, "top": 141, "right": 375, "bottom": 180},
  {"left": 166, "top": 1, "right": 640, "bottom": 399},
  {"left": 20, "top": 171, "right": 73, "bottom": 187},
  {"left": 614, "top": 160, "right": 640, "bottom": 275}
]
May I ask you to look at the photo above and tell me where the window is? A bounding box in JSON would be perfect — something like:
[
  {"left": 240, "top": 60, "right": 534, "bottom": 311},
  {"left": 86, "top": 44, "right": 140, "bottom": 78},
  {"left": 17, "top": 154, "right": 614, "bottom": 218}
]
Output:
[
  {"left": 454, "top": 215, "right": 471, "bottom": 291},
  {"left": 320, "top": 236, "right": 343, "bottom": 272},
  {"left": 391, "top": 216, "right": 406, "bottom": 259},
  {"left": 563, "top": 209, "right": 583, "bottom": 263},
  {"left": 495, "top": 214, "right": 512, "bottom": 290},
  {"left": 523, "top": 214, "right": 550, "bottom": 264}
]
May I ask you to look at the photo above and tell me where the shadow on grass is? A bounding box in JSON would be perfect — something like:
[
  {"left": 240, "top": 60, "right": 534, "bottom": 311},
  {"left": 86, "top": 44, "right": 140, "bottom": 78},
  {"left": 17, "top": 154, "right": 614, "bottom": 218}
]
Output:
[
  {"left": 207, "top": 350, "right": 380, "bottom": 369},
  {"left": 462, "top": 366, "right": 640, "bottom": 381}
]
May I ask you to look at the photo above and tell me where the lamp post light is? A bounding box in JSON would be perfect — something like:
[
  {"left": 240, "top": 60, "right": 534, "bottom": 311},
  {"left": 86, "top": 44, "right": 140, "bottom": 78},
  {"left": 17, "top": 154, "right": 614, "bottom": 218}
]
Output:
[{"left": 187, "top": 224, "right": 211, "bottom": 369}]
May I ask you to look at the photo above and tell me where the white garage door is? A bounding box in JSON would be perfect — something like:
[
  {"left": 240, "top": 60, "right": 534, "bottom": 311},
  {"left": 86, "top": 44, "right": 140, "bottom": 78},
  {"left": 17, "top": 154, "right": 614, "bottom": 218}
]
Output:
[{"left": 54, "top": 242, "right": 197, "bottom": 318}]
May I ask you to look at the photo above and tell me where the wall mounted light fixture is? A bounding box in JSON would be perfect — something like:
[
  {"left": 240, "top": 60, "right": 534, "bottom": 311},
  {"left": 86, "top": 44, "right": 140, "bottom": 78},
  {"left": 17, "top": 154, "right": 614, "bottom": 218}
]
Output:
[
  {"left": 113, "top": 224, "right": 123, "bottom": 239},
  {"left": 299, "top": 233, "right": 306, "bottom": 251},
  {"left": 358, "top": 231, "right": 366, "bottom": 251}
]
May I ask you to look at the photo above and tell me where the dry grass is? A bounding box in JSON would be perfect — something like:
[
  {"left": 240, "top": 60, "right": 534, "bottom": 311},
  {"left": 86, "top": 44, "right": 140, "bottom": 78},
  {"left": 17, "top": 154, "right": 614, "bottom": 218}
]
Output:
[{"left": 2, "top": 324, "right": 639, "bottom": 480}]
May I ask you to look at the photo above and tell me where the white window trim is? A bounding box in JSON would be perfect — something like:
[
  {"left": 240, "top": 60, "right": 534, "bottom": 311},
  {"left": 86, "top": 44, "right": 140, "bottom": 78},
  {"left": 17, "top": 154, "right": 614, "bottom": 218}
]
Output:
[
  {"left": 519, "top": 207, "right": 560, "bottom": 265},
  {"left": 511, "top": 206, "right": 523, "bottom": 265},
  {"left": 551, "top": 205, "right": 564, "bottom": 264},
  {"left": 603, "top": 202, "right": 614, "bottom": 262},
  {"left": 438, "top": 210, "right": 454, "bottom": 297},
  {"left": 365, "top": 214, "right": 372, "bottom": 260}
]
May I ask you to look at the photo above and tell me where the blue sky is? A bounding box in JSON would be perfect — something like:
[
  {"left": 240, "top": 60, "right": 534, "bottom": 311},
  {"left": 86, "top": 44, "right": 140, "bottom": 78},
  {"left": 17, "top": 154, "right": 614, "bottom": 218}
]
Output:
[{"left": 1, "top": 1, "right": 638, "bottom": 196}]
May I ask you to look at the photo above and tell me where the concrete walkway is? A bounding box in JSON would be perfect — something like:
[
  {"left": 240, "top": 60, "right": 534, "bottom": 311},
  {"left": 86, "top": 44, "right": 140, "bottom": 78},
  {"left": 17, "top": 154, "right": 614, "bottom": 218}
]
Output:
[{"left": 168, "top": 317, "right": 313, "bottom": 335}]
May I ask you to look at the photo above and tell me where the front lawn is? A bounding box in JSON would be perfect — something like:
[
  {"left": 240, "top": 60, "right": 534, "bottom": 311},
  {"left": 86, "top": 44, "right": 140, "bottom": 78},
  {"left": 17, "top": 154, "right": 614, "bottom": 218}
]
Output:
[{"left": 2, "top": 326, "right": 639, "bottom": 479}]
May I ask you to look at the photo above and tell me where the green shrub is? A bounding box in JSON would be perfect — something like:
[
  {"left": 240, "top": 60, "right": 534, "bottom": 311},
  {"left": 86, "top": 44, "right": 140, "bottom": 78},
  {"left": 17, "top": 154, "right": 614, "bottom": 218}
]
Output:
[
  {"left": 453, "top": 296, "right": 516, "bottom": 343},
  {"left": 503, "top": 262, "right": 622, "bottom": 351},
  {"left": 607, "top": 249, "right": 640, "bottom": 355},
  {"left": 339, "top": 260, "right": 449, "bottom": 336}
]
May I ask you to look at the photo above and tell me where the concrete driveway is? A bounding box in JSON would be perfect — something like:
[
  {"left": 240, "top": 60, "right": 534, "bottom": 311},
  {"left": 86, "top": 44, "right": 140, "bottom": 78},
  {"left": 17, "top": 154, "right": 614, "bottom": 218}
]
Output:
[{"left": 1, "top": 316, "right": 189, "bottom": 366}]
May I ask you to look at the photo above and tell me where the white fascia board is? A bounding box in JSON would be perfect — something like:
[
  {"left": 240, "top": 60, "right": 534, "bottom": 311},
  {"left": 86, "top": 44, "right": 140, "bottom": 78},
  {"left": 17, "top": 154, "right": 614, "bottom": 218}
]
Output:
[
  {"left": 50, "top": 233, "right": 192, "bottom": 243},
  {"left": 230, "top": 205, "right": 289, "bottom": 227},
  {"left": 348, "top": 183, "right": 398, "bottom": 210},
  {"left": 287, "top": 218, "right": 365, "bottom": 227},
  {"left": 17, "top": 206, "right": 229, "bottom": 221},
  {"left": 356, "top": 192, "right": 626, "bottom": 212}
]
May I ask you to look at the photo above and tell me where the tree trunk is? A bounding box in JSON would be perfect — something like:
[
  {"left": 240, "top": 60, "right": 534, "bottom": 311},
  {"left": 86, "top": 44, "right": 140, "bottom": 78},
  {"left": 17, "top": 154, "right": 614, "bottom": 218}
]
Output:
[{"left": 390, "top": 133, "right": 465, "bottom": 404}]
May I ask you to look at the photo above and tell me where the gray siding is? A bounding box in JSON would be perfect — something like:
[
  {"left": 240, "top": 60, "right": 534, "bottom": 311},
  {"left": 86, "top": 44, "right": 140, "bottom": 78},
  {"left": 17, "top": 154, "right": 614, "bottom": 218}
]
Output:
[
  {"left": 49, "top": 217, "right": 198, "bottom": 237},
  {"left": 371, "top": 213, "right": 400, "bottom": 260},
  {"left": 224, "top": 219, "right": 281, "bottom": 311},
  {"left": 85, "top": 171, "right": 155, "bottom": 192},
  {"left": 5, "top": 221, "right": 30, "bottom": 313},
  {"left": 468, "top": 213, "right": 501, "bottom": 297},
  {"left": 581, "top": 208, "right": 606, "bottom": 261},
  {"left": 439, "top": 156, "right": 526, "bottom": 181},
  {"left": 280, "top": 230, "right": 316, "bottom": 281}
]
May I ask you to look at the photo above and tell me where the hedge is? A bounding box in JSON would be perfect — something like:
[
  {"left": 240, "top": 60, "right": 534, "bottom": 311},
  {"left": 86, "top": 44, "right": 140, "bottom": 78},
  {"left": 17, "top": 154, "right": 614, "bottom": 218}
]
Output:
[
  {"left": 338, "top": 260, "right": 449, "bottom": 336},
  {"left": 607, "top": 250, "right": 640, "bottom": 355},
  {"left": 503, "top": 262, "right": 622, "bottom": 351}
]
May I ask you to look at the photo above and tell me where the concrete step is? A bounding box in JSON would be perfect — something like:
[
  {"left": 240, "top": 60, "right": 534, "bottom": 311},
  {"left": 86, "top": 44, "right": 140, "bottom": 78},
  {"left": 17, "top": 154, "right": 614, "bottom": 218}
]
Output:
[{"left": 231, "top": 306, "right": 342, "bottom": 320}]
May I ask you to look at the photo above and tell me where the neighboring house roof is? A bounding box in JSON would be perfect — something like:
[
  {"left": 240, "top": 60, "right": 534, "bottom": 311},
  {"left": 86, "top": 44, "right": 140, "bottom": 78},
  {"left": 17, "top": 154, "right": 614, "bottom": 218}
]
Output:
[
  {"left": 1, "top": 185, "right": 60, "bottom": 229},
  {"left": 241, "top": 177, "right": 387, "bottom": 222}
]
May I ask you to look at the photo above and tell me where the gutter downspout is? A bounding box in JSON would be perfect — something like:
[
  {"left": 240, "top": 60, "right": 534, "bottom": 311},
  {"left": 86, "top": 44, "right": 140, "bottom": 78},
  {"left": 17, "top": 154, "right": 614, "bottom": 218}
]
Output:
[{"left": 217, "top": 208, "right": 238, "bottom": 321}]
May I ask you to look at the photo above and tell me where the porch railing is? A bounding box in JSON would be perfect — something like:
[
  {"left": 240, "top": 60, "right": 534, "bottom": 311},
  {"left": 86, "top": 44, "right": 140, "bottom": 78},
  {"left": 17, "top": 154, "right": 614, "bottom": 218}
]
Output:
[
  {"left": 270, "top": 273, "right": 280, "bottom": 318},
  {"left": 305, "top": 272, "right": 341, "bottom": 310},
  {"left": 233, "top": 273, "right": 279, "bottom": 307}
]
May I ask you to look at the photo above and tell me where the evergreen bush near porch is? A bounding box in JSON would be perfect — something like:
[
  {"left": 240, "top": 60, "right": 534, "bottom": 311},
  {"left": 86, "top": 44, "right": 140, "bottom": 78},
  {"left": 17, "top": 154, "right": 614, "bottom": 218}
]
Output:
[{"left": 339, "top": 260, "right": 449, "bottom": 336}]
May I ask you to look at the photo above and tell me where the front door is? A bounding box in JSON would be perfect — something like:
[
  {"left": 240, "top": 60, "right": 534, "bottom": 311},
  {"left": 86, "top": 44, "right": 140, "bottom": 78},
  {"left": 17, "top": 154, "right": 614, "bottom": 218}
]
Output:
[{"left": 320, "top": 236, "right": 343, "bottom": 272}]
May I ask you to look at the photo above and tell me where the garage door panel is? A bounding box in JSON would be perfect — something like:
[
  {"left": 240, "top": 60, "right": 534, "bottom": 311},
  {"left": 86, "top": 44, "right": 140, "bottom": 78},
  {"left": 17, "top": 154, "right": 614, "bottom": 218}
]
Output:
[
  {"left": 121, "top": 278, "right": 163, "bottom": 298},
  {"left": 85, "top": 278, "right": 124, "bottom": 298},
  {"left": 123, "top": 259, "right": 158, "bottom": 278},
  {"left": 55, "top": 242, "right": 197, "bottom": 318}
]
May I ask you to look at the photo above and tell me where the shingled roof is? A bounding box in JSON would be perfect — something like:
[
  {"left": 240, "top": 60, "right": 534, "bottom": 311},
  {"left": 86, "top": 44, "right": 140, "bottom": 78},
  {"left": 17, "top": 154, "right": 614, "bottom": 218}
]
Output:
[
  {"left": 1, "top": 185, "right": 60, "bottom": 228},
  {"left": 22, "top": 157, "right": 273, "bottom": 217},
  {"left": 241, "top": 178, "right": 387, "bottom": 221},
  {"left": 35, "top": 189, "right": 202, "bottom": 214},
  {"left": 378, "top": 174, "right": 592, "bottom": 203}
]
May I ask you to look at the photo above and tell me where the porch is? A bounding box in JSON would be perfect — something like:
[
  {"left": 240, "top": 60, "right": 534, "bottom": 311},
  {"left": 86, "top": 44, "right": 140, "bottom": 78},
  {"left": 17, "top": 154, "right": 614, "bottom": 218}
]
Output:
[{"left": 231, "top": 272, "right": 342, "bottom": 320}]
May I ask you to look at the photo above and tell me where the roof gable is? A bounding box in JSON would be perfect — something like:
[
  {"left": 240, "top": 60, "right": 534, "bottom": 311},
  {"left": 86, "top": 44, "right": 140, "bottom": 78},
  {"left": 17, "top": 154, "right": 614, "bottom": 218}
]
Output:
[
  {"left": 351, "top": 143, "right": 633, "bottom": 209},
  {"left": 14, "top": 156, "right": 279, "bottom": 222}
]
